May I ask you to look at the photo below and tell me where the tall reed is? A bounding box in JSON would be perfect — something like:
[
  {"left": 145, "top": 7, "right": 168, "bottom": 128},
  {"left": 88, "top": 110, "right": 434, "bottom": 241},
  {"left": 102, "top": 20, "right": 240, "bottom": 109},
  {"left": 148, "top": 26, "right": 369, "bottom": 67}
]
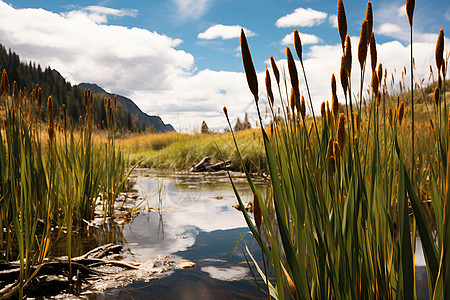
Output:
[{"left": 227, "top": 2, "right": 449, "bottom": 299}]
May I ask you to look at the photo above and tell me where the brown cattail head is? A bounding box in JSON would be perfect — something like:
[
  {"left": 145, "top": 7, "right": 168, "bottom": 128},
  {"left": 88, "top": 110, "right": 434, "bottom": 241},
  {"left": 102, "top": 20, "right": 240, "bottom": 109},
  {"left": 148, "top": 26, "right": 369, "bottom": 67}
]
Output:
[
  {"left": 114, "top": 95, "right": 117, "bottom": 109},
  {"left": 321, "top": 101, "right": 326, "bottom": 117},
  {"left": 370, "top": 32, "right": 377, "bottom": 72},
  {"left": 286, "top": 46, "right": 300, "bottom": 97},
  {"left": 337, "top": 0, "right": 347, "bottom": 50},
  {"left": 253, "top": 194, "right": 262, "bottom": 233},
  {"left": 337, "top": 113, "right": 345, "bottom": 152},
  {"left": 406, "top": 0, "right": 415, "bottom": 27},
  {"left": 438, "top": 75, "right": 442, "bottom": 90},
  {"left": 345, "top": 35, "right": 352, "bottom": 76},
  {"left": 332, "top": 81, "right": 339, "bottom": 119},
  {"left": 47, "top": 96, "right": 54, "bottom": 142},
  {"left": 300, "top": 95, "right": 306, "bottom": 119},
  {"left": 294, "top": 29, "right": 303, "bottom": 62},
  {"left": 371, "top": 72, "right": 379, "bottom": 95},
  {"left": 358, "top": 19, "right": 369, "bottom": 69},
  {"left": 223, "top": 106, "right": 228, "bottom": 119},
  {"left": 329, "top": 156, "right": 336, "bottom": 175},
  {"left": 434, "top": 86, "right": 440, "bottom": 106},
  {"left": 37, "top": 87, "right": 42, "bottom": 108},
  {"left": 340, "top": 55, "right": 348, "bottom": 93},
  {"left": 388, "top": 107, "right": 393, "bottom": 127},
  {"left": 265, "top": 67, "right": 274, "bottom": 106},
  {"left": 241, "top": 29, "right": 259, "bottom": 102},
  {"left": 377, "top": 90, "right": 381, "bottom": 107},
  {"left": 436, "top": 29, "right": 444, "bottom": 72},
  {"left": 398, "top": 101, "right": 405, "bottom": 126},
  {"left": 326, "top": 101, "right": 332, "bottom": 125},
  {"left": 290, "top": 88, "right": 296, "bottom": 113},
  {"left": 333, "top": 141, "right": 341, "bottom": 161},
  {"left": 397, "top": 94, "right": 401, "bottom": 108},
  {"left": 0, "top": 69, "right": 9, "bottom": 96},
  {"left": 328, "top": 138, "right": 334, "bottom": 159},
  {"left": 12, "top": 81, "right": 18, "bottom": 105},
  {"left": 377, "top": 63, "right": 383, "bottom": 84},
  {"left": 331, "top": 73, "right": 337, "bottom": 97},
  {"left": 365, "top": 2, "right": 373, "bottom": 43},
  {"left": 270, "top": 55, "right": 280, "bottom": 85}
]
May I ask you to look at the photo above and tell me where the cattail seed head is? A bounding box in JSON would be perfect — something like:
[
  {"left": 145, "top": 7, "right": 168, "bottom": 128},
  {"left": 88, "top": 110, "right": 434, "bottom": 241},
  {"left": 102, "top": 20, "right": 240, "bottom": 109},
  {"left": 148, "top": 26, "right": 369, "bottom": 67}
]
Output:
[
  {"left": 253, "top": 194, "right": 262, "bottom": 233},
  {"left": 270, "top": 55, "right": 280, "bottom": 85},
  {"left": 436, "top": 29, "right": 444, "bottom": 72},
  {"left": 397, "top": 94, "right": 401, "bottom": 108},
  {"left": 328, "top": 138, "right": 334, "bottom": 159},
  {"left": 340, "top": 55, "right": 348, "bottom": 93},
  {"left": 337, "top": 0, "right": 347, "bottom": 51},
  {"left": 331, "top": 73, "right": 337, "bottom": 97},
  {"left": 321, "top": 101, "right": 326, "bottom": 117},
  {"left": 377, "top": 63, "right": 383, "bottom": 84},
  {"left": 0, "top": 69, "right": 9, "bottom": 96},
  {"left": 358, "top": 19, "right": 369, "bottom": 70},
  {"left": 337, "top": 113, "right": 346, "bottom": 152},
  {"left": 406, "top": 0, "right": 415, "bottom": 27},
  {"left": 265, "top": 67, "right": 274, "bottom": 106},
  {"left": 223, "top": 106, "right": 228, "bottom": 119},
  {"left": 329, "top": 156, "right": 336, "bottom": 175},
  {"left": 370, "top": 32, "right": 377, "bottom": 72},
  {"left": 345, "top": 35, "right": 352, "bottom": 76},
  {"left": 371, "top": 72, "right": 379, "bottom": 95},
  {"left": 388, "top": 107, "right": 393, "bottom": 127},
  {"left": 12, "top": 81, "right": 18, "bottom": 105},
  {"left": 294, "top": 29, "right": 303, "bottom": 62},
  {"left": 398, "top": 101, "right": 405, "bottom": 126},
  {"left": 62, "top": 104, "right": 67, "bottom": 132},
  {"left": 365, "top": 2, "right": 373, "bottom": 43},
  {"left": 300, "top": 95, "right": 306, "bottom": 119},
  {"left": 434, "top": 86, "right": 440, "bottom": 106},
  {"left": 326, "top": 101, "right": 332, "bottom": 125},
  {"left": 241, "top": 29, "right": 259, "bottom": 102},
  {"left": 286, "top": 46, "right": 300, "bottom": 97},
  {"left": 47, "top": 96, "right": 54, "bottom": 142},
  {"left": 333, "top": 141, "right": 341, "bottom": 161}
]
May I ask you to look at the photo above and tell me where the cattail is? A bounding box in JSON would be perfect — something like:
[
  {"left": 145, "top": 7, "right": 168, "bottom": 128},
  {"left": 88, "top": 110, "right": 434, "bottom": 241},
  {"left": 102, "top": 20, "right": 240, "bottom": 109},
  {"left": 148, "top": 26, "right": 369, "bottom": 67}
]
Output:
[
  {"left": 114, "top": 95, "right": 117, "bottom": 109},
  {"left": 326, "top": 101, "right": 332, "bottom": 125},
  {"left": 398, "top": 101, "right": 405, "bottom": 126},
  {"left": 436, "top": 29, "right": 444, "bottom": 72},
  {"left": 321, "top": 101, "right": 326, "bottom": 117},
  {"left": 300, "top": 95, "right": 306, "bottom": 119},
  {"left": 294, "top": 29, "right": 303, "bottom": 63},
  {"left": 253, "top": 194, "right": 262, "bottom": 233},
  {"left": 365, "top": 2, "right": 373, "bottom": 43},
  {"left": 223, "top": 106, "right": 228, "bottom": 119},
  {"left": 354, "top": 111, "right": 360, "bottom": 130},
  {"left": 37, "top": 87, "right": 42, "bottom": 108},
  {"left": 345, "top": 35, "right": 352, "bottom": 76},
  {"left": 47, "top": 96, "right": 54, "bottom": 142},
  {"left": 286, "top": 46, "right": 300, "bottom": 97},
  {"left": 270, "top": 55, "right": 280, "bottom": 85},
  {"left": 333, "top": 141, "right": 341, "bottom": 162},
  {"left": 328, "top": 138, "right": 334, "bottom": 159},
  {"left": 370, "top": 32, "right": 377, "bottom": 72},
  {"left": 397, "top": 94, "right": 401, "bottom": 108},
  {"left": 358, "top": 19, "right": 369, "bottom": 70},
  {"left": 377, "top": 63, "right": 383, "bottom": 85},
  {"left": 241, "top": 29, "right": 259, "bottom": 101},
  {"left": 290, "top": 88, "right": 296, "bottom": 113},
  {"left": 0, "top": 69, "right": 9, "bottom": 96},
  {"left": 337, "top": 0, "right": 347, "bottom": 50},
  {"left": 12, "top": 81, "right": 18, "bottom": 106},
  {"left": 265, "top": 67, "right": 274, "bottom": 106},
  {"left": 62, "top": 104, "right": 67, "bottom": 132},
  {"left": 406, "top": 0, "right": 415, "bottom": 27},
  {"left": 434, "top": 86, "right": 440, "bottom": 106},
  {"left": 340, "top": 55, "right": 348, "bottom": 93},
  {"left": 329, "top": 156, "right": 336, "bottom": 175},
  {"left": 438, "top": 75, "right": 442, "bottom": 90},
  {"left": 331, "top": 74, "right": 339, "bottom": 118},
  {"left": 371, "top": 72, "right": 379, "bottom": 95},
  {"left": 388, "top": 107, "right": 393, "bottom": 127},
  {"left": 337, "top": 113, "right": 345, "bottom": 152}
]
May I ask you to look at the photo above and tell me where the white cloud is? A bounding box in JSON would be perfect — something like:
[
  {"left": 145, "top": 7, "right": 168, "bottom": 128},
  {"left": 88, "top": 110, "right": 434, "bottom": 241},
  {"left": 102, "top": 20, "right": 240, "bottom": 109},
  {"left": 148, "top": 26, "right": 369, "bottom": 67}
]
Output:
[
  {"left": 275, "top": 7, "right": 327, "bottom": 28},
  {"left": 378, "top": 23, "right": 402, "bottom": 35},
  {"left": 281, "top": 32, "right": 321, "bottom": 45},
  {"left": 329, "top": 14, "right": 337, "bottom": 28},
  {"left": 173, "top": 0, "right": 210, "bottom": 21},
  {"left": 198, "top": 25, "right": 256, "bottom": 40},
  {"left": 64, "top": 6, "right": 138, "bottom": 24},
  {"left": 398, "top": 4, "right": 406, "bottom": 18}
]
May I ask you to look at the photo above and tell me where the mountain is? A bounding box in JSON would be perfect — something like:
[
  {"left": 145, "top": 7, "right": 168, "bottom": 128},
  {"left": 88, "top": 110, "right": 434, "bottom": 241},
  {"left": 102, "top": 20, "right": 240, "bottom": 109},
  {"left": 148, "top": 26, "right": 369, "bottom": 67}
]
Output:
[{"left": 77, "top": 83, "right": 175, "bottom": 133}]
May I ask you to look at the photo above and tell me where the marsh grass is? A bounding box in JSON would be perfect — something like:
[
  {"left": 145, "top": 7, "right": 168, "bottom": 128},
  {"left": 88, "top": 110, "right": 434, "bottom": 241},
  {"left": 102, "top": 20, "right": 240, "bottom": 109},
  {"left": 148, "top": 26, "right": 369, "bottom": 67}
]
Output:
[
  {"left": 228, "top": 2, "right": 450, "bottom": 299},
  {"left": 0, "top": 71, "right": 132, "bottom": 297}
]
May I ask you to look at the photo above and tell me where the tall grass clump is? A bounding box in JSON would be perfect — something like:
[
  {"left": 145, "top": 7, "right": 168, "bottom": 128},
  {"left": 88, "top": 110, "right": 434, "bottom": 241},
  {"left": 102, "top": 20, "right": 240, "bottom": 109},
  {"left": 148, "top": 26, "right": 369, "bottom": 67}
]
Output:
[
  {"left": 228, "top": 2, "right": 450, "bottom": 299},
  {"left": 0, "top": 70, "right": 133, "bottom": 297}
]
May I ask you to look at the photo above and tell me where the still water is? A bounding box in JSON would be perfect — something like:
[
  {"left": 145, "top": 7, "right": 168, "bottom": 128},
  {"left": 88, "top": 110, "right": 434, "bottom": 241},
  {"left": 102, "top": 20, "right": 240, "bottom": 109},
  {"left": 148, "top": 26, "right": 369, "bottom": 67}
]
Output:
[{"left": 95, "top": 168, "right": 269, "bottom": 299}]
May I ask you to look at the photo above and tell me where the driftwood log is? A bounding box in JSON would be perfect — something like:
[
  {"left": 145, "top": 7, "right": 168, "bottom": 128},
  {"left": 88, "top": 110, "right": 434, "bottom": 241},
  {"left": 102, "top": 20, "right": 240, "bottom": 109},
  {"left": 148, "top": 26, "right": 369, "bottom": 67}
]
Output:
[{"left": 189, "top": 156, "right": 232, "bottom": 172}]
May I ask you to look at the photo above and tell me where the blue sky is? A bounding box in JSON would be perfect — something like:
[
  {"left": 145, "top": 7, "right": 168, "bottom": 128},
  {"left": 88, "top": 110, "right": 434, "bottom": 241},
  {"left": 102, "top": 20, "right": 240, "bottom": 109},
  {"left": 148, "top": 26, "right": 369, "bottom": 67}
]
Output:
[{"left": 0, "top": 0, "right": 449, "bottom": 131}]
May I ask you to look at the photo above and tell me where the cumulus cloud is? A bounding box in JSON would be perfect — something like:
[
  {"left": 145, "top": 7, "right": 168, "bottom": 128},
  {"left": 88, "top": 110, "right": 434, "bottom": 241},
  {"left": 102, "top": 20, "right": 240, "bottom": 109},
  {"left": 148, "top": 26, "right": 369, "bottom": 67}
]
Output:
[
  {"left": 281, "top": 32, "right": 321, "bottom": 45},
  {"left": 173, "top": 0, "right": 210, "bottom": 21},
  {"left": 63, "top": 6, "right": 138, "bottom": 24},
  {"left": 198, "top": 25, "right": 256, "bottom": 40},
  {"left": 329, "top": 14, "right": 337, "bottom": 28},
  {"left": 276, "top": 7, "right": 327, "bottom": 28},
  {"left": 378, "top": 23, "right": 402, "bottom": 35}
]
